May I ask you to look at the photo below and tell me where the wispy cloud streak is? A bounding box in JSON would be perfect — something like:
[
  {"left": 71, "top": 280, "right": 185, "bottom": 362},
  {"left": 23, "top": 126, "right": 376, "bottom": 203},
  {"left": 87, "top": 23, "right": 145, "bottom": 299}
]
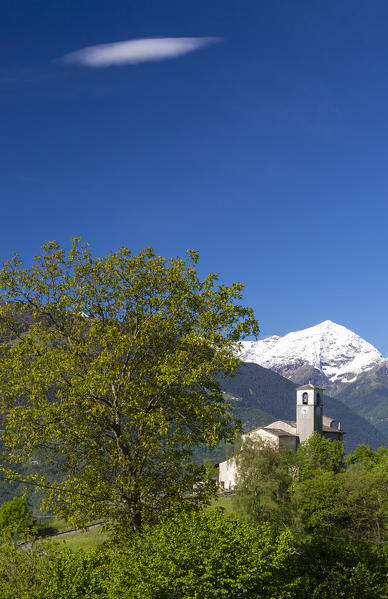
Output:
[{"left": 60, "top": 37, "right": 221, "bottom": 68}]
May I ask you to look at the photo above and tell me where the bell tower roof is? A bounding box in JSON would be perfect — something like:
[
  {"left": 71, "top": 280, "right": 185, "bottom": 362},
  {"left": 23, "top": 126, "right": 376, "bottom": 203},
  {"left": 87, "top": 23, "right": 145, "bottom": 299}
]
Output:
[{"left": 297, "top": 383, "right": 325, "bottom": 391}]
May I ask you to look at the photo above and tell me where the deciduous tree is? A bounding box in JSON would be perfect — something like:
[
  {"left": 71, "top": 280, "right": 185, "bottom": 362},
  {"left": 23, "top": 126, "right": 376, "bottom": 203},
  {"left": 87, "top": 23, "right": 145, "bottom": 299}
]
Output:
[
  {"left": 295, "top": 431, "right": 344, "bottom": 480},
  {"left": 293, "top": 442, "right": 388, "bottom": 543},
  {"left": 0, "top": 240, "right": 258, "bottom": 533},
  {"left": 234, "top": 437, "right": 297, "bottom": 527}
]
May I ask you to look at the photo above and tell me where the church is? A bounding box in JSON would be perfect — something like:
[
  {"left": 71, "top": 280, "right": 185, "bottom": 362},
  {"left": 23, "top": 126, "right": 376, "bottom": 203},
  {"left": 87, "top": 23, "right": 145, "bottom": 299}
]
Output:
[{"left": 218, "top": 384, "right": 345, "bottom": 490}]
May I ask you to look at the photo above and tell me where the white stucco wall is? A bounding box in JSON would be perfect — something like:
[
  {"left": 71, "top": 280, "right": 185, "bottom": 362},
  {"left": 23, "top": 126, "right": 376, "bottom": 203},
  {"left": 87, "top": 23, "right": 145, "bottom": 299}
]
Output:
[
  {"left": 218, "top": 458, "right": 236, "bottom": 490},
  {"left": 278, "top": 434, "right": 298, "bottom": 451},
  {"left": 323, "top": 415, "right": 335, "bottom": 427}
]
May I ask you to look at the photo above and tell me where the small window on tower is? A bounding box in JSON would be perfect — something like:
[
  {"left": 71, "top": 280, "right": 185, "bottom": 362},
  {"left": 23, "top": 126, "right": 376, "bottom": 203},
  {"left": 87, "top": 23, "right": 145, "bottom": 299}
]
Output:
[
  {"left": 317, "top": 392, "right": 321, "bottom": 406},
  {"left": 302, "top": 392, "right": 308, "bottom": 404}
]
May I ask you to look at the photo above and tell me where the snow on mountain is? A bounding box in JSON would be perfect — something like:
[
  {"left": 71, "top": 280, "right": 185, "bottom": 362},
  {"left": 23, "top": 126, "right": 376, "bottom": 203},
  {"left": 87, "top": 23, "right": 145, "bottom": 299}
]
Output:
[{"left": 240, "top": 320, "right": 384, "bottom": 386}]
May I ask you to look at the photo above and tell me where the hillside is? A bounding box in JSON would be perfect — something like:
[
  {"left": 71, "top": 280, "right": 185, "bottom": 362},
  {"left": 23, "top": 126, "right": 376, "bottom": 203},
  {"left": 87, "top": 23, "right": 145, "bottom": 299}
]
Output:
[{"left": 337, "top": 360, "right": 388, "bottom": 438}]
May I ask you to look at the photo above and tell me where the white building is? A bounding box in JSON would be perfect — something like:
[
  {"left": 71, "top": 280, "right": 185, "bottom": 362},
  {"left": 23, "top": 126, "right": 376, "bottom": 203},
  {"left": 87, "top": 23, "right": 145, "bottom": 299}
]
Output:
[{"left": 218, "top": 384, "right": 344, "bottom": 490}]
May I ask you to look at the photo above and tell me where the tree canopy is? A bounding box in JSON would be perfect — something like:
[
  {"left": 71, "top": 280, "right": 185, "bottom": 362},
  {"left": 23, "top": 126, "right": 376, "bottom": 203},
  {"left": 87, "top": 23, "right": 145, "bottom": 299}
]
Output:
[
  {"left": 0, "top": 239, "right": 258, "bottom": 533},
  {"left": 234, "top": 436, "right": 296, "bottom": 528},
  {"left": 234, "top": 432, "right": 388, "bottom": 545}
]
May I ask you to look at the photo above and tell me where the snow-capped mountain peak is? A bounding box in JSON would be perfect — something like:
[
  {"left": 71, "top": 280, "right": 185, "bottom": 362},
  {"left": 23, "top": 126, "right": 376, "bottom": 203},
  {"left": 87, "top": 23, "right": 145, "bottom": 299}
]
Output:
[{"left": 240, "top": 320, "right": 384, "bottom": 386}]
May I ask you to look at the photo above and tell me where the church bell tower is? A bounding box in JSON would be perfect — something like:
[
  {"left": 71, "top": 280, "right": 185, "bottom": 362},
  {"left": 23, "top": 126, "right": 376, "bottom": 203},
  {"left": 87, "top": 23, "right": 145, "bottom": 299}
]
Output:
[{"left": 296, "top": 384, "right": 323, "bottom": 443}]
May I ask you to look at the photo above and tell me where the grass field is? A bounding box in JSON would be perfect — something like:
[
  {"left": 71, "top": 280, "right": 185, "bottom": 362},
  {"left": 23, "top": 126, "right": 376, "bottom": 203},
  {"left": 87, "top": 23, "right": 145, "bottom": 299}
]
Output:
[
  {"left": 52, "top": 526, "right": 108, "bottom": 551},
  {"left": 43, "top": 494, "right": 237, "bottom": 552},
  {"left": 208, "top": 493, "right": 239, "bottom": 516},
  {"left": 37, "top": 517, "right": 69, "bottom": 533}
]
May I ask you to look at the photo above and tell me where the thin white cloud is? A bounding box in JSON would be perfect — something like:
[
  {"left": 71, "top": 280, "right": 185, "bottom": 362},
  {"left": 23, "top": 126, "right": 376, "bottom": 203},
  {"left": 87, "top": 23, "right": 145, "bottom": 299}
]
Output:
[{"left": 60, "top": 37, "right": 221, "bottom": 68}]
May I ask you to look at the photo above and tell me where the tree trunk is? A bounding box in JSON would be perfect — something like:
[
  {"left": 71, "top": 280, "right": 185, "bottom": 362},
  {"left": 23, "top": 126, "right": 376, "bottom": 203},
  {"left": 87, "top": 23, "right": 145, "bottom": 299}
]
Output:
[{"left": 127, "top": 492, "right": 142, "bottom": 533}]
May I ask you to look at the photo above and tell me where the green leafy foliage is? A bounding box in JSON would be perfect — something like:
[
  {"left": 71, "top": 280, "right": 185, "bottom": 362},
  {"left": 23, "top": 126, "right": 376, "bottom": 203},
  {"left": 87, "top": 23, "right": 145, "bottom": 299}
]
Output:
[
  {"left": 294, "top": 537, "right": 388, "bottom": 599},
  {"left": 292, "top": 470, "right": 349, "bottom": 537},
  {"left": 41, "top": 548, "right": 107, "bottom": 599},
  {"left": 104, "top": 510, "right": 298, "bottom": 599},
  {"left": 0, "top": 496, "right": 35, "bottom": 541},
  {"left": 345, "top": 443, "right": 388, "bottom": 466},
  {"left": 233, "top": 434, "right": 388, "bottom": 544},
  {"left": 0, "top": 240, "right": 258, "bottom": 533},
  {"left": 294, "top": 441, "right": 388, "bottom": 543},
  {"left": 233, "top": 433, "right": 345, "bottom": 531},
  {"left": 0, "top": 510, "right": 387, "bottom": 598},
  {"left": 295, "top": 431, "right": 345, "bottom": 480},
  {"left": 0, "top": 542, "right": 54, "bottom": 599},
  {"left": 293, "top": 466, "right": 388, "bottom": 543},
  {"left": 0, "top": 542, "right": 107, "bottom": 599},
  {"left": 234, "top": 437, "right": 297, "bottom": 528}
]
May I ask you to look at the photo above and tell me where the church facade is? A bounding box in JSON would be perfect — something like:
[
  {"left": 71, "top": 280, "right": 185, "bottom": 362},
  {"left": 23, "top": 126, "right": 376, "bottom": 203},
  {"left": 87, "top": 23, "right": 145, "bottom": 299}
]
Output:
[{"left": 218, "top": 384, "right": 344, "bottom": 490}]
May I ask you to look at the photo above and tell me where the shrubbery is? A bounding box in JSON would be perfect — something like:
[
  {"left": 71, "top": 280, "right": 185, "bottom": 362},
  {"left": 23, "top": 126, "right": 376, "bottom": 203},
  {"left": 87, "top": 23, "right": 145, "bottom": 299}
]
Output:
[
  {"left": 42, "top": 548, "right": 107, "bottom": 599},
  {"left": 106, "top": 510, "right": 297, "bottom": 599},
  {"left": 0, "top": 496, "right": 35, "bottom": 542},
  {"left": 295, "top": 537, "right": 388, "bottom": 599},
  {"left": 0, "top": 509, "right": 386, "bottom": 599},
  {"left": 0, "top": 542, "right": 54, "bottom": 599}
]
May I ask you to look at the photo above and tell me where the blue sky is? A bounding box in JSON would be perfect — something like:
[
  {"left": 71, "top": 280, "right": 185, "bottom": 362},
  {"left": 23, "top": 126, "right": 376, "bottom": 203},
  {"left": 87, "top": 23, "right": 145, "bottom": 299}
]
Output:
[{"left": 1, "top": 1, "right": 388, "bottom": 353}]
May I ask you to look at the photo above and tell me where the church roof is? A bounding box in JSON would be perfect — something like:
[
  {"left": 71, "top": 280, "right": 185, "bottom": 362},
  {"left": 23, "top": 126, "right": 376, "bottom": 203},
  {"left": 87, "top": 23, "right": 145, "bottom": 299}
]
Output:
[
  {"left": 323, "top": 425, "right": 345, "bottom": 435},
  {"left": 262, "top": 427, "right": 298, "bottom": 438},
  {"left": 244, "top": 416, "right": 343, "bottom": 439},
  {"left": 244, "top": 420, "right": 295, "bottom": 435}
]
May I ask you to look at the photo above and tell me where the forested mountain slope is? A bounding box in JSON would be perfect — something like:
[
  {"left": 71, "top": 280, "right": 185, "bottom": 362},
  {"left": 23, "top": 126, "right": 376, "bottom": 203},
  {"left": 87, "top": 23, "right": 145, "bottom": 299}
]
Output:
[{"left": 337, "top": 360, "right": 388, "bottom": 438}]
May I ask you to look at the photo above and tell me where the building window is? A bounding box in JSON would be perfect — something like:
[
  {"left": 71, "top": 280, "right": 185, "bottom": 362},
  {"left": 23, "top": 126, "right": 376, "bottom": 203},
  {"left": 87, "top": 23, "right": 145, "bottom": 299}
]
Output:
[
  {"left": 302, "top": 392, "right": 308, "bottom": 404},
  {"left": 316, "top": 392, "right": 321, "bottom": 406}
]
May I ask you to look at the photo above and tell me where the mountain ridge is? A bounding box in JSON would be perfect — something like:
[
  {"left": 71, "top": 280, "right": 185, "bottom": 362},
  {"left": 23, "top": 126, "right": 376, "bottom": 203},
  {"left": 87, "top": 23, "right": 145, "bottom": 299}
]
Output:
[
  {"left": 337, "top": 359, "right": 388, "bottom": 437},
  {"left": 240, "top": 320, "right": 384, "bottom": 389}
]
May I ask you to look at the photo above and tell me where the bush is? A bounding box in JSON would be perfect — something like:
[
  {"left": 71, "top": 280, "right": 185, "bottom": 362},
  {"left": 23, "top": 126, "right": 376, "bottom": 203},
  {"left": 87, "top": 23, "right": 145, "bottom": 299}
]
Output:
[
  {"left": 0, "top": 510, "right": 386, "bottom": 599},
  {"left": 294, "top": 537, "right": 388, "bottom": 599},
  {"left": 0, "top": 543, "right": 52, "bottom": 599},
  {"left": 0, "top": 496, "right": 35, "bottom": 542},
  {"left": 41, "top": 548, "right": 107, "bottom": 599},
  {"left": 105, "top": 510, "right": 298, "bottom": 599},
  {"left": 0, "top": 542, "right": 108, "bottom": 599}
]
